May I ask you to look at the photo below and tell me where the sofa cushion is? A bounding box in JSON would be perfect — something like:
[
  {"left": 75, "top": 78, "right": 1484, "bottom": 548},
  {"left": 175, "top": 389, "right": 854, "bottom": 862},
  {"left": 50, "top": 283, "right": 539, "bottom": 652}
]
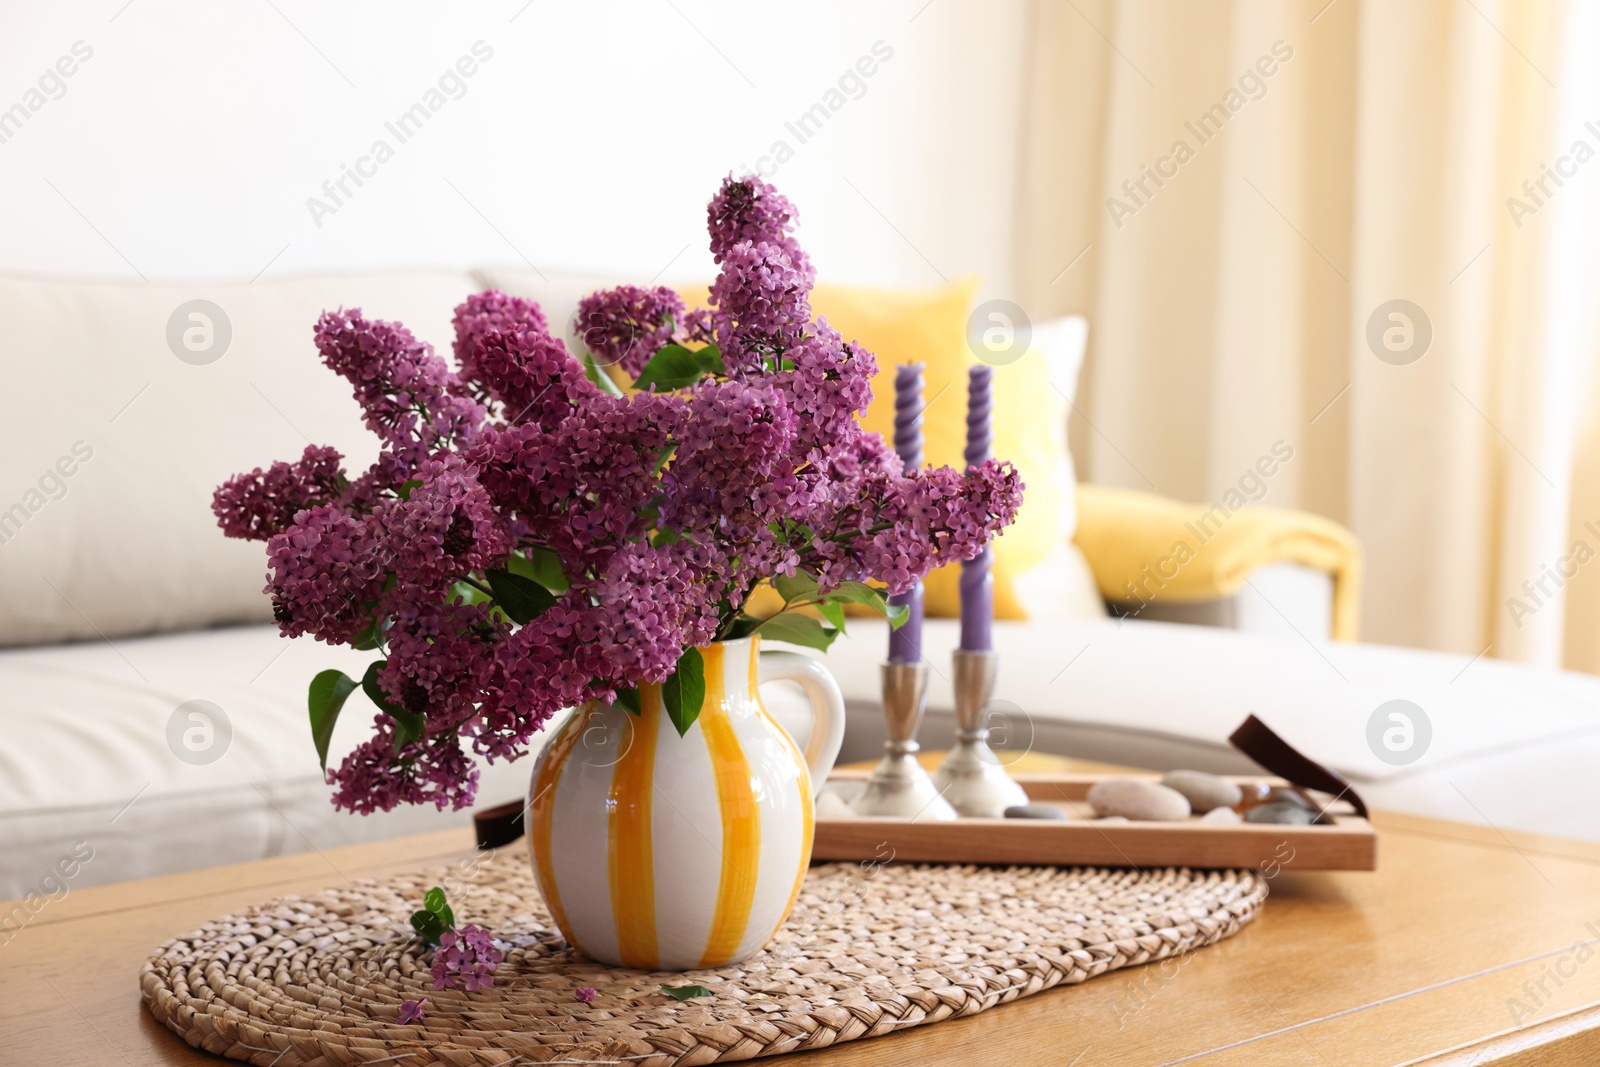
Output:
[
  {"left": 11, "top": 616, "right": 1600, "bottom": 895},
  {"left": 817, "top": 617, "right": 1600, "bottom": 839},
  {"left": 0, "top": 625, "right": 534, "bottom": 896},
  {"left": 0, "top": 270, "right": 479, "bottom": 646},
  {"left": 824, "top": 618, "right": 1600, "bottom": 778},
  {"left": 0, "top": 623, "right": 819, "bottom": 898}
]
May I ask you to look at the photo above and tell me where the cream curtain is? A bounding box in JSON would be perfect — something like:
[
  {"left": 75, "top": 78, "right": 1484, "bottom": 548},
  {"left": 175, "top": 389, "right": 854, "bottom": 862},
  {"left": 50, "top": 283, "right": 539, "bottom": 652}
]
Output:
[{"left": 1018, "top": 0, "right": 1600, "bottom": 671}]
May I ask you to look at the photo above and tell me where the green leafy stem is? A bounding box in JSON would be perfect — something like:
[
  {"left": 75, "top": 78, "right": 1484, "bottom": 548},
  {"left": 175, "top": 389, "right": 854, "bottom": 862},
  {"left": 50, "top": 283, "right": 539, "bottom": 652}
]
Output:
[{"left": 410, "top": 885, "right": 456, "bottom": 946}]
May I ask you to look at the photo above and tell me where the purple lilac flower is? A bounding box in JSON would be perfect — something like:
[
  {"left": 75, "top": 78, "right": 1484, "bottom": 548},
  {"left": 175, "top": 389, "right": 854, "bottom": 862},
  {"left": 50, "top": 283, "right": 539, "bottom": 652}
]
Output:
[
  {"left": 383, "top": 457, "right": 511, "bottom": 608},
  {"left": 329, "top": 726, "right": 480, "bottom": 814},
  {"left": 663, "top": 378, "right": 800, "bottom": 536},
  {"left": 397, "top": 998, "right": 427, "bottom": 1024},
  {"left": 219, "top": 175, "right": 1026, "bottom": 818},
  {"left": 707, "top": 175, "right": 811, "bottom": 281},
  {"left": 431, "top": 924, "right": 504, "bottom": 992},
  {"left": 314, "top": 310, "right": 448, "bottom": 461},
  {"left": 452, "top": 290, "right": 549, "bottom": 381},
  {"left": 574, "top": 987, "right": 597, "bottom": 1004},
  {"left": 470, "top": 391, "right": 684, "bottom": 576},
  {"left": 265, "top": 504, "right": 387, "bottom": 644},
  {"left": 474, "top": 593, "right": 609, "bottom": 760},
  {"left": 378, "top": 601, "right": 506, "bottom": 726},
  {"left": 708, "top": 240, "right": 812, "bottom": 374},
  {"left": 575, "top": 285, "right": 684, "bottom": 376},
  {"left": 593, "top": 541, "right": 720, "bottom": 685},
  {"left": 472, "top": 328, "right": 598, "bottom": 430},
  {"left": 680, "top": 306, "right": 717, "bottom": 345},
  {"left": 778, "top": 318, "right": 877, "bottom": 454},
  {"left": 212, "top": 444, "right": 345, "bottom": 541}
]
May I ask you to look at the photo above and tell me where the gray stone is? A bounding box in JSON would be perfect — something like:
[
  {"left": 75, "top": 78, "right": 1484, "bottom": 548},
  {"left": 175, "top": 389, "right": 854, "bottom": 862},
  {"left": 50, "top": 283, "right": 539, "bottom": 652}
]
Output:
[
  {"left": 1244, "top": 802, "right": 1317, "bottom": 825},
  {"left": 1086, "top": 779, "right": 1191, "bottom": 822},
  {"left": 1003, "top": 803, "right": 1068, "bottom": 820},
  {"left": 1098, "top": 815, "right": 1130, "bottom": 824},
  {"left": 1264, "top": 787, "right": 1315, "bottom": 809},
  {"left": 1160, "top": 770, "right": 1244, "bottom": 814},
  {"left": 1197, "top": 806, "right": 1242, "bottom": 825}
]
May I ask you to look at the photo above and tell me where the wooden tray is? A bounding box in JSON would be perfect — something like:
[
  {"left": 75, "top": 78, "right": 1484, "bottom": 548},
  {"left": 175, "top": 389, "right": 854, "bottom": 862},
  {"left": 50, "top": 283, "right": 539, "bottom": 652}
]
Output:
[{"left": 813, "top": 770, "right": 1377, "bottom": 871}]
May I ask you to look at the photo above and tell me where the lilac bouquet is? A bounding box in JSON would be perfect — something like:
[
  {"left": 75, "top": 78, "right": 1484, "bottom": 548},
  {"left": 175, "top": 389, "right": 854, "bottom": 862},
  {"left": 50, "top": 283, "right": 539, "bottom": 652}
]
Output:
[{"left": 214, "top": 176, "right": 1023, "bottom": 814}]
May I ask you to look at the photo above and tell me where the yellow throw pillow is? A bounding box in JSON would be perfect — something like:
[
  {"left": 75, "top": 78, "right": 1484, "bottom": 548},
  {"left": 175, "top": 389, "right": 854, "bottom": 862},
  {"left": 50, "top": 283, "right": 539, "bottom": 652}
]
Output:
[{"left": 680, "top": 278, "right": 1063, "bottom": 621}]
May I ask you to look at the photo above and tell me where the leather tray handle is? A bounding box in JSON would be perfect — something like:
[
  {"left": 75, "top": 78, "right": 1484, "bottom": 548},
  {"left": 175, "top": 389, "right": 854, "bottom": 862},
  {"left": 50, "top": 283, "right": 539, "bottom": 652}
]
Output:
[
  {"left": 473, "top": 799, "right": 526, "bottom": 850},
  {"left": 1228, "top": 714, "right": 1369, "bottom": 819}
]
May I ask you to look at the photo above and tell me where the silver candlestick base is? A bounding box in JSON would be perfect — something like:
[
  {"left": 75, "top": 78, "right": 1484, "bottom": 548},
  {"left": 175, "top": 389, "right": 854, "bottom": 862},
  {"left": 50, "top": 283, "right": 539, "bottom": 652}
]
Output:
[
  {"left": 932, "top": 649, "right": 1028, "bottom": 817},
  {"left": 850, "top": 661, "right": 957, "bottom": 821}
]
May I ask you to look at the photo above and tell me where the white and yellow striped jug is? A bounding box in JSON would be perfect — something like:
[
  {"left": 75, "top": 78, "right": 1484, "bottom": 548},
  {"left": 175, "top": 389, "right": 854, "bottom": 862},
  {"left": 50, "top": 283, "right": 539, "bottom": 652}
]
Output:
[{"left": 527, "top": 636, "right": 845, "bottom": 969}]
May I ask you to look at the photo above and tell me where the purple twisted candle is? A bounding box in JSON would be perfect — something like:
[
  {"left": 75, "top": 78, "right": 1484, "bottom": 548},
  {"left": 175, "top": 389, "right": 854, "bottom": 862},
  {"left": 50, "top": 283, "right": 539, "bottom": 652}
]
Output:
[
  {"left": 892, "top": 363, "right": 925, "bottom": 472},
  {"left": 888, "top": 363, "right": 925, "bottom": 663},
  {"left": 960, "top": 365, "right": 994, "bottom": 651}
]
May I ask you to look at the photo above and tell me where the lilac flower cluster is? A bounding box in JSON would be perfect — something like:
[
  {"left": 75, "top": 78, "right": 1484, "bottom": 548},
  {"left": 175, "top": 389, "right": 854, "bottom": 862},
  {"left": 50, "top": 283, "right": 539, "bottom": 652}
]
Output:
[
  {"left": 214, "top": 175, "right": 1023, "bottom": 815},
  {"left": 575, "top": 285, "right": 684, "bottom": 376},
  {"left": 430, "top": 924, "right": 503, "bottom": 992}
]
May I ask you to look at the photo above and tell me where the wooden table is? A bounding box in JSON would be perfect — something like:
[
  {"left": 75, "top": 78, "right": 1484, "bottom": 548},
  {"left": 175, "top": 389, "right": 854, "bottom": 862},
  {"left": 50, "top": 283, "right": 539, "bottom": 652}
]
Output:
[{"left": 8, "top": 755, "right": 1600, "bottom": 1066}]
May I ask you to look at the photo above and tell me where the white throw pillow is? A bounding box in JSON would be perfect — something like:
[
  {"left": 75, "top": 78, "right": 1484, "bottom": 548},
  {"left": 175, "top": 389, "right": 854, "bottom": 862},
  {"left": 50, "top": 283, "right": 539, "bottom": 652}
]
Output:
[
  {"left": 1012, "top": 314, "right": 1105, "bottom": 621},
  {"left": 0, "top": 270, "right": 479, "bottom": 646}
]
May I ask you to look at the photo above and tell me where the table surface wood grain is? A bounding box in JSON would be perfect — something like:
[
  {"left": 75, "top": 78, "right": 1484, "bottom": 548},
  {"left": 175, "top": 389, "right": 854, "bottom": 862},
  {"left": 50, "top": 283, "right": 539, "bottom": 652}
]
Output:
[{"left": 6, "top": 753, "right": 1600, "bottom": 1066}]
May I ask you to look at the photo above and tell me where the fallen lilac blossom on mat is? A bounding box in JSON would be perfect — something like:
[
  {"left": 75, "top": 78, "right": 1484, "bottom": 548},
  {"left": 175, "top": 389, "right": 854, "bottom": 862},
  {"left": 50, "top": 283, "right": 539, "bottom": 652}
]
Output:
[
  {"left": 575, "top": 986, "right": 597, "bottom": 1004},
  {"left": 397, "top": 998, "right": 427, "bottom": 1024},
  {"left": 431, "top": 924, "right": 505, "bottom": 991}
]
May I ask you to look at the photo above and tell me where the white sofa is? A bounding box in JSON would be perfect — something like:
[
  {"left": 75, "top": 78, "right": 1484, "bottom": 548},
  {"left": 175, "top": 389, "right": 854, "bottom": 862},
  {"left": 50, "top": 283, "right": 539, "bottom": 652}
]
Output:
[{"left": 3, "top": 268, "right": 1595, "bottom": 899}]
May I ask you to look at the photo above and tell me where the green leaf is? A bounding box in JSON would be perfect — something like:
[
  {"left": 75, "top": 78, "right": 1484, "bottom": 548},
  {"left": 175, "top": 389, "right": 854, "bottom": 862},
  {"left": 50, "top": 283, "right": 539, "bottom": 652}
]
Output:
[
  {"left": 583, "top": 350, "right": 624, "bottom": 396},
  {"left": 722, "top": 615, "right": 761, "bottom": 641},
  {"left": 815, "top": 600, "right": 847, "bottom": 632},
  {"left": 396, "top": 479, "right": 423, "bottom": 501},
  {"left": 615, "top": 687, "right": 642, "bottom": 715},
  {"left": 661, "top": 984, "right": 713, "bottom": 1001},
  {"left": 391, "top": 708, "right": 425, "bottom": 749},
  {"left": 662, "top": 647, "right": 705, "bottom": 737},
  {"left": 522, "top": 547, "right": 570, "bottom": 593},
  {"left": 485, "top": 568, "right": 558, "bottom": 625},
  {"left": 350, "top": 618, "right": 389, "bottom": 651},
  {"left": 453, "top": 580, "right": 490, "bottom": 606},
  {"left": 816, "top": 581, "right": 904, "bottom": 627},
  {"left": 308, "top": 669, "right": 360, "bottom": 771},
  {"left": 362, "top": 661, "right": 425, "bottom": 750},
  {"left": 653, "top": 442, "right": 677, "bottom": 473},
  {"left": 754, "top": 613, "right": 840, "bottom": 651},
  {"left": 422, "top": 887, "right": 456, "bottom": 929},
  {"left": 410, "top": 909, "right": 446, "bottom": 946},
  {"left": 693, "top": 345, "right": 726, "bottom": 375},
  {"left": 634, "top": 344, "right": 710, "bottom": 391},
  {"left": 826, "top": 580, "right": 888, "bottom": 610},
  {"left": 773, "top": 571, "right": 819, "bottom": 604}
]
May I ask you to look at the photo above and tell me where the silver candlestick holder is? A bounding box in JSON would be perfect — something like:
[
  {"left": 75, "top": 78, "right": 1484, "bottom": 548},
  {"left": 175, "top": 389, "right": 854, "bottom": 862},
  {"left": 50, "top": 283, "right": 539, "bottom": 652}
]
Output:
[
  {"left": 850, "top": 661, "right": 957, "bottom": 821},
  {"left": 932, "top": 649, "right": 1028, "bottom": 817}
]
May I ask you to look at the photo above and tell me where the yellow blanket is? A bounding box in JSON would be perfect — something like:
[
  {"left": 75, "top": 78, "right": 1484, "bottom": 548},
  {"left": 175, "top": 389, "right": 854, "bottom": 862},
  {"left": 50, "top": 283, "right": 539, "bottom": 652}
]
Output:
[{"left": 1073, "top": 484, "right": 1363, "bottom": 641}]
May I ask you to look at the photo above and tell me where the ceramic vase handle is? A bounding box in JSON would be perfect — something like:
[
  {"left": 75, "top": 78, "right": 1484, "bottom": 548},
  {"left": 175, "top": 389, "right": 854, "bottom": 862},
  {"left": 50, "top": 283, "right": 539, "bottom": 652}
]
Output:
[{"left": 758, "top": 651, "right": 846, "bottom": 798}]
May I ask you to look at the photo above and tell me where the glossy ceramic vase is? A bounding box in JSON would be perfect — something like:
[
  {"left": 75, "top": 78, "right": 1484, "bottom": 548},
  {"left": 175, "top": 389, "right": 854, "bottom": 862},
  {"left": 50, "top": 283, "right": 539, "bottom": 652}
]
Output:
[{"left": 526, "top": 635, "right": 845, "bottom": 969}]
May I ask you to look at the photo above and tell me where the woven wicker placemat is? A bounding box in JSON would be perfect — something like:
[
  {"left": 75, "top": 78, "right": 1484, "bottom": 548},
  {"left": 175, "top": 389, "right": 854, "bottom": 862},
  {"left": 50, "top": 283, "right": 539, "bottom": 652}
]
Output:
[{"left": 141, "top": 849, "right": 1267, "bottom": 1066}]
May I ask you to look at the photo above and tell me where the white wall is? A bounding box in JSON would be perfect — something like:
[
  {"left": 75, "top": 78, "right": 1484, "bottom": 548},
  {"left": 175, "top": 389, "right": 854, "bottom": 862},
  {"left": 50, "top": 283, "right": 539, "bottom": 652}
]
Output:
[{"left": 0, "top": 0, "right": 1029, "bottom": 296}]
